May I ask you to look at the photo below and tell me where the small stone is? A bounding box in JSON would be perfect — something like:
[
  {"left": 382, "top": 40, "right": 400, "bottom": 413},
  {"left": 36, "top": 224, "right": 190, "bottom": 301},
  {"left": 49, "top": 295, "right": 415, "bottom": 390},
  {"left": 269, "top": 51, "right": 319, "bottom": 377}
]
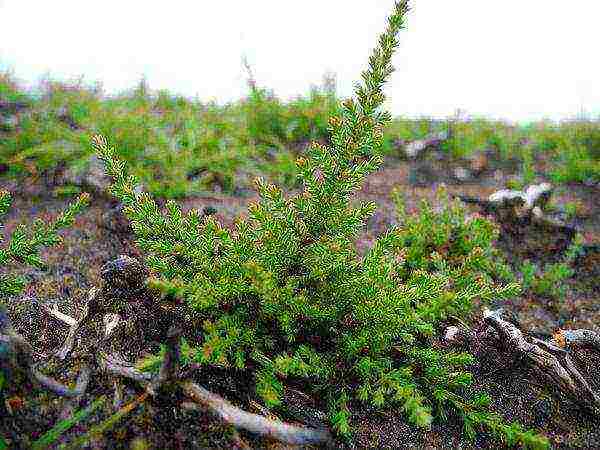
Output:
[
  {"left": 444, "top": 326, "right": 460, "bottom": 343},
  {"left": 453, "top": 167, "right": 471, "bottom": 181},
  {"left": 100, "top": 255, "right": 149, "bottom": 291}
]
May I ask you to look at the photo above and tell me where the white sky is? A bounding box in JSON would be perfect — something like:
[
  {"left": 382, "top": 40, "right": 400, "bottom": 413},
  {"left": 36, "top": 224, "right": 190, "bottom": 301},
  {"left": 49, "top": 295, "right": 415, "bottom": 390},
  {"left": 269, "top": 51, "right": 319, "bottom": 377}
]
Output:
[{"left": 0, "top": 0, "right": 598, "bottom": 123}]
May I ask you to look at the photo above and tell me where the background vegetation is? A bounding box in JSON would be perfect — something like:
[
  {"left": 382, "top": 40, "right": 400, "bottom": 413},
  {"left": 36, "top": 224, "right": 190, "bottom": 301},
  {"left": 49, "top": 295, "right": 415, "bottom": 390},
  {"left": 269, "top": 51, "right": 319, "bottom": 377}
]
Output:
[{"left": 1, "top": 69, "right": 598, "bottom": 200}]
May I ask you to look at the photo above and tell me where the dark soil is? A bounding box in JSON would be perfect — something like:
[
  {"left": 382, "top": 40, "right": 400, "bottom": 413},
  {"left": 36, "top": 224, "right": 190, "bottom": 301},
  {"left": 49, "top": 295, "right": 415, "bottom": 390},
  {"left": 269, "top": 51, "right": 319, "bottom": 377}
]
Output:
[{"left": 1, "top": 150, "right": 599, "bottom": 449}]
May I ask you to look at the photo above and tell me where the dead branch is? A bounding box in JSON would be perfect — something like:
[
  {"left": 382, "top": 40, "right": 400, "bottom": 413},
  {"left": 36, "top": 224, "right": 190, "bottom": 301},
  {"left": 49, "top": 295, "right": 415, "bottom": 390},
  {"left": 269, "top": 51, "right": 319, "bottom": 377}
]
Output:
[
  {"left": 99, "top": 352, "right": 153, "bottom": 385},
  {"left": 445, "top": 308, "right": 600, "bottom": 415},
  {"left": 55, "top": 289, "right": 96, "bottom": 360},
  {"left": 456, "top": 183, "right": 581, "bottom": 249},
  {"left": 152, "top": 325, "right": 182, "bottom": 390},
  {"left": 458, "top": 183, "right": 553, "bottom": 216},
  {"left": 403, "top": 131, "right": 449, "bottom": 159},
  {"left": 554, "top": 329, "right": 600, "bottom": 352},
  {"left": 44, "top": 303, "right": 77, "bottom": 326},
  {"left": 182, "top": 381, "right": 333, "bottom": 446}
]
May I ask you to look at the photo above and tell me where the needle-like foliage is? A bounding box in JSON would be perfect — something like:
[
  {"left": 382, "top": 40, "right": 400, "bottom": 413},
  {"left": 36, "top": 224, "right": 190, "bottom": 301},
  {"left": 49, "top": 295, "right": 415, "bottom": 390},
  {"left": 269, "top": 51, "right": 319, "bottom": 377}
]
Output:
[
  {"left": 92, "top": 2, "right": 548, "bottom": 447},
  {"left": 0, "top": 190, "right": 89, "bottom": 301}
]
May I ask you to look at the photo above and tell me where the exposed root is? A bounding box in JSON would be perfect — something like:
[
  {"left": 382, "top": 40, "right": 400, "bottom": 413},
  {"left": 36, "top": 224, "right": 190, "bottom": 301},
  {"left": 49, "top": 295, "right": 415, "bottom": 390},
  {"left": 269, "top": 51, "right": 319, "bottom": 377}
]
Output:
[
  {"left": 455, "top": 183, "right": 584, "bottom": 260},
  {"left": 554, "top": 329, "right": 600, "bottom": 352},
  {"left": 457, "top": 182, "right": 579, "bottom": 232},
  {"left": 99, "top": 352, "right": 153, "bottom": 384},
  {"left": 182, "top": 381, "right": 333, "bottom": 446},
  {"left": 445, "top": 308, "right": 600, "bottom": 416},
  {"left": 402, "top": 131, "right": 448, "bottom": 159}
]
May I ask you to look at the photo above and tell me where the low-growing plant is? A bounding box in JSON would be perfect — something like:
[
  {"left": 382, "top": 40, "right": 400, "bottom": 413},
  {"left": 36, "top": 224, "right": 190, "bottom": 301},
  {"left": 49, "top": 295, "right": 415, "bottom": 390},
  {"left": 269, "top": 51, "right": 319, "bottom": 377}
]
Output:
[
  {"left": 549, "top": 145, "right": 600, "bottom": 184},
  {"left": 0, "top": 190, "right": 89, "bottom": 300},
  {"left": 93, "top": 2, "right": 548, "bottom": 447},
  {"left": 0, "top": 189, "right": 89, "bottom": 407},
  {"left": 533, "top": 262, "right": 574, "bottom": 300},
  {"left": 442, "top": 117, "right": 523, "bottom": 160},
  {"left": 521, "top": 145, "right": 536, "bottom": 185},
  {"left": 518, "top": 235, "right": 581, "bottom": 303},
  {"left": 0, "top": 70, "right": 33, "bottom": 106},
  {"left": 564, "top": 201, "right": 581, "bottom": 221}
]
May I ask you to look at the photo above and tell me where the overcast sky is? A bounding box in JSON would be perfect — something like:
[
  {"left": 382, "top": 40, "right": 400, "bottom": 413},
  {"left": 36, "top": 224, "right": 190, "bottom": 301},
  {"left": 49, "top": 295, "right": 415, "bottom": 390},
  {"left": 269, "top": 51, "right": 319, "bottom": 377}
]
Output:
[{"left": 1, "top": 1, "right": 598, "bottom": 123}]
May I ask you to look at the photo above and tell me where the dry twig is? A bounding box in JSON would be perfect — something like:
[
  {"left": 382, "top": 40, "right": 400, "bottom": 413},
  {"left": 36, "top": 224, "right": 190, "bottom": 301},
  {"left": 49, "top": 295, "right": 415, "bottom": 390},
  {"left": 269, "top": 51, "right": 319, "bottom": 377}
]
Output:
[{"left": 445, "top": 308, "right": 600, "bottom": 415}]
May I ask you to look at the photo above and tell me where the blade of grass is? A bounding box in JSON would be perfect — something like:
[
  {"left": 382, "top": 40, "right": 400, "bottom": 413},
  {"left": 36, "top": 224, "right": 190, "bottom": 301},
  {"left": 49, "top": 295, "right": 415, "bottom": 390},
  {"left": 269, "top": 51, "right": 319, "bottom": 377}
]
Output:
[
  {"left": 58, "top": 392, "right": 149, "bottom": 450},
  {"left": 31, "top": 396, "right": 107, "bottom": 450}
]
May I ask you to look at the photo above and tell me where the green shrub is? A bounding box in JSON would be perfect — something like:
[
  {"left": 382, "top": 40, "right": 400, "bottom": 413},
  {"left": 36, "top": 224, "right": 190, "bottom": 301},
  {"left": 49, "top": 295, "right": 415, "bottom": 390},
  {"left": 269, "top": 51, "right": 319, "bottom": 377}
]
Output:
[
  {"left": 533, "top": 262, "right": 574, "bottom": 300},
  {"left": 549, "top": 145, "right": 600, "bottom": 184},
  {"left": 0, "top": 190, "right": 89, "bottom": 301},
  {"left": 442, "top": 118, "right": 522, "bottom": 160},
  {"left": 521, "top": 145, "right": 536, "bottom": 185},
  {"left": 0, "top": 71, "right": 33, "bottom": 106},
  {"left": 518, "top": 238, "right": 579, "bottom": 303},
  {"left": 93, "top": 2, "right": 548, "bottom": 448}
]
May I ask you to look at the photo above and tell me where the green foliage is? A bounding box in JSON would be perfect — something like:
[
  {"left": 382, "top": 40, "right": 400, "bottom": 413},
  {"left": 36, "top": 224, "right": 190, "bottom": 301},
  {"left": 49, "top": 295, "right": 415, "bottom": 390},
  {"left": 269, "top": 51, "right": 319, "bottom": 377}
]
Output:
[
  {"left": 518, "top": 234, "right": 581, "bottom": 302},
  {"left": 93, "top": 2, "right": 547, "bottom": 447},
  {"left": 2, "top": 62, "right": 599, "bottom": 197},
  {"left": 520, "top": 260, "right": 574, "bottom": 302},
  {"left": 563, "top": 201, "right": 580, "bottom": 221},
  {"left": 534, "top": 262, "right": 574, "bottom": 299},
  {"left": 31, "top": 396, "right": 106, "bottom": 450},
  {"left": 0, "top": 71, "right": 33, "bottom": 105},
  {"left": 521, "top": 145, "right": 536, "bottom": 185},
  {"left": 442, "top": 118, "right": 524, "bottom": 160},
  {"left": 0, "top": 189, "right": 90, "bottom": 300},
  {"left": 549, "top": 145, "right": 600, "bottom": 184}
]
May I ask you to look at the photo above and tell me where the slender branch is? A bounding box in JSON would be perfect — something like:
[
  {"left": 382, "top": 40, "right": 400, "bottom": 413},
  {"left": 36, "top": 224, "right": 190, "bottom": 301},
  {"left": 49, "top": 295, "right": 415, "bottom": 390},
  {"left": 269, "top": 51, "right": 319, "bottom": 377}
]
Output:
[
  {"left": 554, "top": 329, "right": 600, "bottom": 352},
  {"left": 43, "top": 304, "right": 77, "bottom": 326},
  {"left": 99, "top": 352, "right": 154, "bottom": 384},
  {"left": 55, "top": 288, "right": 98, "bottom": 360},
  {"left": 181, "top": 381, "right": 333, "bottom": 446},
  {"left": 31, "top": 363, "right": 88, "bottom": 398}
]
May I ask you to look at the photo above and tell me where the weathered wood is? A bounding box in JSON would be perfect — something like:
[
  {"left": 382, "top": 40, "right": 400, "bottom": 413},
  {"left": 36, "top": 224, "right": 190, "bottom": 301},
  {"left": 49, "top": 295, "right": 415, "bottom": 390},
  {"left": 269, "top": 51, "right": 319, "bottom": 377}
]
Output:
[
  {"left": 456, "top": 183, "right": 581, "bottom": 248},
  {"left": 182, "top": 381, "right": 334, "bottom": 446},
  {"left": 403, "top": 131, "right": 448, "bottom": 159},
  {"left": 445, "top": 309, "right": 600, "bottom": 415}
]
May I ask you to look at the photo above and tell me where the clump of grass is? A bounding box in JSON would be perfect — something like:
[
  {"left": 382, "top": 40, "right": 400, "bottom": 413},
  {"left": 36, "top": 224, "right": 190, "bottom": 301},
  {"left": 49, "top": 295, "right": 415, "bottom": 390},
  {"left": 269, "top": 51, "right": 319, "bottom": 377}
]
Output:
[
  {"left": 549, "top": 145, "right": 600, "bottom": 184},
  {"left": 519, "top": 235, "right": 583, "bottom": 304}
]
